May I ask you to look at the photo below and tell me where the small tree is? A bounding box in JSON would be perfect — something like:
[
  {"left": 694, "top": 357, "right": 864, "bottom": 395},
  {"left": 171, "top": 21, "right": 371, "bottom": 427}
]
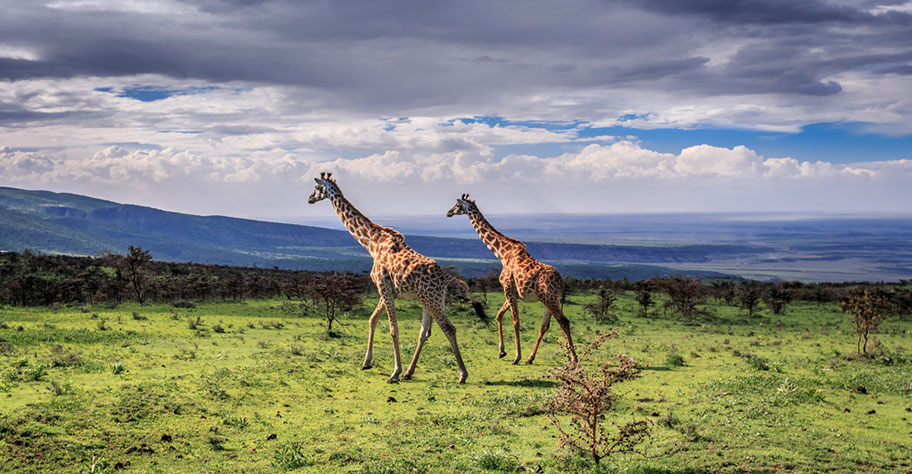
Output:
[
  {"left": 736, "top": 283, "right": 761, "bottom": 317},
  {"left": 634, "top": 282, "right": 654, "bottom": 317},
  {"left": 660, "top": 277, "right": 705, "bottom": 320},
  {"left": 709, "top": 280, "right": 736, "bottom": 305},
  {"left": 104, "top": 246, "right": 152, "bottom": 305},
  {"left": 762, "top": 283, "right": 791, "bottom": 315},
  {"left": 585, "top": 286, "right": 618, "bottom": 322},
  {"left": 474, "top": 271, "right": 500, "bottom": 304},
  {"left": 304, "top": 273, "right": 366, "bottom": 333},
  {"left": 808, "top": 285, "right": 833, "bottom": 309},
  {"left": 548, "top": 329, "right": 651, "bottom": 465},
  {"left": 841, "top": 289, "right": 889, "bottom": 354}
]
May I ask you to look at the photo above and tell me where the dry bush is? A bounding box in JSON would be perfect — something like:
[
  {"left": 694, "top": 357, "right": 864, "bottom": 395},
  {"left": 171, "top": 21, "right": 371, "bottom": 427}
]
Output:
[
  {"left": 841, "top": 289, "right": 889, "bottom": 354},
  {"left": 547, "top": 328, "right": 651, "bottom": 465}
]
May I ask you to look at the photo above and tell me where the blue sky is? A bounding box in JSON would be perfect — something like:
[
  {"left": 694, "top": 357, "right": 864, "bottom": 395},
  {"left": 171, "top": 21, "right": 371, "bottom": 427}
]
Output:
[
  {"left": 1, "top": 0, "right": 911, "bottom": 217},
  {"left": 457, "top": 117, "right": 912, "bottom": 164}
]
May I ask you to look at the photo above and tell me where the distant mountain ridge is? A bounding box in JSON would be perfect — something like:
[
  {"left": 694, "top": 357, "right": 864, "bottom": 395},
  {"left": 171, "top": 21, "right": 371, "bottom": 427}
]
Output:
[{"left": 0, "top": 186, "right": 731, "bottom": 280}]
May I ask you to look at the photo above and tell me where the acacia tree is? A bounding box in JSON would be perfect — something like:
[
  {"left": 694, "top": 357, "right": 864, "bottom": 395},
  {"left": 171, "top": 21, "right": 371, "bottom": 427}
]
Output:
[
  {"left": 709, "top": 280, "right": 736, "bottom": 305},
  {"left": 472, "top": 271, "right": 500, "bottom": 304},
  {"left": 762, "top": 283, "right": 791, "bottom": 315},
  {"left": 304, "top": 273, "right": 367, "bottom": 333},
  {"left": 585, "top": 285, "right": 618, "bottom": 322},
  {"left": 841, "top": 289, "right": 889, "bottom": 354},
  {"left": 660, "top": 277, "right": 705, "bottom": 320},
  {"left": 104, "top": 246, "right": 152, "bottom": 305},
  {"left": 634, "top": 282, "right": 654, "bottom": 317},
  {"left": 736, "top": 283, "right": 761, "bottom": 317}
]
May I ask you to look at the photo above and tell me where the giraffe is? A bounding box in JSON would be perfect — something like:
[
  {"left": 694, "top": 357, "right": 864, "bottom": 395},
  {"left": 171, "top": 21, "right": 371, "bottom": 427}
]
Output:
[
  {"left": 447, "top": 194, "right": 577, "bottom": 364},
  {"left": 308, "top": 173, "right": 483, "bottom": 384}
]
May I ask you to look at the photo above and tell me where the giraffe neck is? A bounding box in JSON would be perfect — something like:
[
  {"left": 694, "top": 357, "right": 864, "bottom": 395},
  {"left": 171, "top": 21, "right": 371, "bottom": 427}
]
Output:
[
  {"left": 467, "top": 207, "right": 515, "bottom": 262},
  {"left": 328, "top": 192, "right": 383, "bottom": 251}
]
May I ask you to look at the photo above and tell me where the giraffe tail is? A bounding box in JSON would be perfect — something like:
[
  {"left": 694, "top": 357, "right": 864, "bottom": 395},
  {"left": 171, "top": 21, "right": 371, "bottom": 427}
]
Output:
[{"left": 451, "top": 277, "right": 491, "bottom": 327}]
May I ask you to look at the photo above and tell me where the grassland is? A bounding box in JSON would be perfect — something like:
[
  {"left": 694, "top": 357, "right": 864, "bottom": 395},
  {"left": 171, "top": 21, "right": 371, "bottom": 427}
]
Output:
[{"left": 1, "top": 292, "right": 910, "bottom": 473}]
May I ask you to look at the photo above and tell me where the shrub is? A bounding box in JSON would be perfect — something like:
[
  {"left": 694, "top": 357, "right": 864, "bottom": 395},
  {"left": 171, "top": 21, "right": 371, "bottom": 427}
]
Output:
[
  {"left": 273, "top": 442, "right": 312, "bottom": 470},
  {"left": 741, "top": 353, "right": 770, "bottom": 371},
  {"left": 472, "top": 450, "right": 520, "bottom": 471},
  {"left": 48, "top": 379, "right": 71, "bottom": 396},
  {"left": 665, "top": 351, "right": 685, "bottom": 367},
  {"left": 188, "top": 315, "right": 203, "bottom": 330},
  {"left": 841, "top": 289, "right": 889, "bottom": 354},
  {"left": 547, "top": 329, "right": 651, "bottom": 465}
]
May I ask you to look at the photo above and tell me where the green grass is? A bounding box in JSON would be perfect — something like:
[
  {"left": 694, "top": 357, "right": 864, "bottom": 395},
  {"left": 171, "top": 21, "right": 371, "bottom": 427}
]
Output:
[{"left": 1, "top": 293, "right": 910, "bottom": 473}]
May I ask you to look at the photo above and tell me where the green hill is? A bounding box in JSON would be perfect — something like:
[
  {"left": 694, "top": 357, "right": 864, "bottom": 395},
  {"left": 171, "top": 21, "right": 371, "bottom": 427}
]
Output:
[{"left": 0, "top": 186, "right": 729, "bottom": 279}]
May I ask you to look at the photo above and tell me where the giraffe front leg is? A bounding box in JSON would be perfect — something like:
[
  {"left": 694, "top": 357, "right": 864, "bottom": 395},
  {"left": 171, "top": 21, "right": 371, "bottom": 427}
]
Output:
[
  {"left": 494, "top": 300, "right": 510, "bottom": 358},
  {"left": 507, "top": 297, "right": 522, "bottom": 365},
  {"left": 361, "top": 300, "right": 384, "bottom": 370},
  {"left": 380, "top": 288, "right": 402, "bottom": 383},
  {"left": 402, "top": 309, "right": 432, "bottom": 380},
  {"left": 428, "top": 303, "right": 468, "bottom": 384}
]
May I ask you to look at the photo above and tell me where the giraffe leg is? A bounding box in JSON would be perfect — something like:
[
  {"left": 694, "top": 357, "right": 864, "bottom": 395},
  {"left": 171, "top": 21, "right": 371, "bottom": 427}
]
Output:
[
  {"left": 536, "top": 300, "right": 576, "bottom": 363},
  {"left": 526, "top": 306, "right": 551, "bottom": 364},
  {"left": 361, "top": 300, "right": 384, "bottom": 370},
  {"left": 428, "top": 302, "right": 468, "bottom": 384},
  {"left": 379, "top": 286, "right": 402, "bottom": 383},
  {"left": 494, "top": 300, "right": 510, "bottom": 358},
  {"left": 507, "top": 297, "right": 522, "bottom": 365},
  {"left": 402, "top": 308, "right": 432, "bottom": 380}
]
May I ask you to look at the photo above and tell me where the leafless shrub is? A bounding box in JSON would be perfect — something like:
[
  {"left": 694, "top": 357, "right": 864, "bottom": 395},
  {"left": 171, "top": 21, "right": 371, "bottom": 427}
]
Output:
[
  {"left": 547, "top": 328, "right": 651, "bottom": 465},
  {"left": 842, "top": 289, "right": 889, "bottom": 354}
]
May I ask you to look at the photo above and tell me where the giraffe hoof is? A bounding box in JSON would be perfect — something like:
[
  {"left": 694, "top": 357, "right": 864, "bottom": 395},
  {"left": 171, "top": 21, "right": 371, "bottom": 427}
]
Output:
[
  {"left": 511, "top": 358, "right": 520, "bottom": 365},
  {"left": 525, "top": 358, "right": 535, "bottom": 364},
  {"left": 386, "top": 377, "right": 400, "bottom": 384},
  {"left": 361, "top": 364, "right": 372, "bottom": 370},
  {"left": 401, "top": 372, "right": 413, "bottom": 380},
  {"left": 457, "top": 375, "right": 467, "bottom": 385},
  {"left": 498, "top": 351, "right": 507, "bottom": 358}
]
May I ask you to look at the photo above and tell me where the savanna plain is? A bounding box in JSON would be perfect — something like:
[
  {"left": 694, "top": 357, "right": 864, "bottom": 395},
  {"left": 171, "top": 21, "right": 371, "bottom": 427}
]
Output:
[{"left": 1, "top": 290, "right": 911, "bottom": 473}]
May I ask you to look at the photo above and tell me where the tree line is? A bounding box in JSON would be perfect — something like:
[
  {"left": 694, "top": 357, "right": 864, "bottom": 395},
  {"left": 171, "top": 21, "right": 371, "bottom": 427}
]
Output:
[{"left": 0, "top": 248, "right": 371, "bottom": 308}]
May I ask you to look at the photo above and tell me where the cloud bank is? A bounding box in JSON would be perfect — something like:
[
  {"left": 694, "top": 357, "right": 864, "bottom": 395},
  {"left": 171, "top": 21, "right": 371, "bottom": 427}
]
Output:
[{"left": 1, "top": 1, "right": 911, "bottom": 216}]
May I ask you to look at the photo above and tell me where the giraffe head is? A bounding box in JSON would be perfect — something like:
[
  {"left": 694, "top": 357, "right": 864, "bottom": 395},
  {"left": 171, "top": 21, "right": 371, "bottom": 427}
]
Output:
[
  {"left": 308, "top": 172, "right": 339, "bottom": 204},
  {"left": 446, "top": 193, "right": 476, "bottom": 217}
]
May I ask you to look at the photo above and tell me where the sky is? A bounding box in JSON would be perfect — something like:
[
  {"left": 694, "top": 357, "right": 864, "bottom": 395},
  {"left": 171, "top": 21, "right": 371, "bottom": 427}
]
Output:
[{"left": 1, "top": 0, "right": 912, "bottom": 220}]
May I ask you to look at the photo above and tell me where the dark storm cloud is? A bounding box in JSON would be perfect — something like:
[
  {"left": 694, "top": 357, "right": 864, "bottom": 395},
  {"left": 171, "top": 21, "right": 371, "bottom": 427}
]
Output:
[
  {"left": 1, "top": 0, "right": 911, "bottom": 114},
  {"left": 624, "top": 0, "right": 883, "bottom": 24}
]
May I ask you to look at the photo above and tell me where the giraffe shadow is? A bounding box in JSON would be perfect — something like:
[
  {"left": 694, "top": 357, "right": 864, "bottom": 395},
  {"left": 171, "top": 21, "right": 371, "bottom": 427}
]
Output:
[{"left": 482, "top": 379, "right": 558, "bottom": 388}]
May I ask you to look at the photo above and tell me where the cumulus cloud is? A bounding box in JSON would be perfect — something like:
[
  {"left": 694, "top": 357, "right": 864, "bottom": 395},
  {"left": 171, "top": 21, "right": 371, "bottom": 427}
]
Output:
[{"left": 1, "top": 1, "right": 911, "bottom": 216}]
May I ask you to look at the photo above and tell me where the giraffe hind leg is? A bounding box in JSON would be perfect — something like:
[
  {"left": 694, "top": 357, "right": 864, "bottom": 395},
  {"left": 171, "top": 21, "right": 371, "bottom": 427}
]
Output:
[
  {"left": 526, "top": 305, "right": 551, "bottom": 364},
  {"left": 548, "top": 300, "right": 576, "bottom": 363},
  {"left": 402, "top": 308, "right": 432, "bottom": 380}
]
